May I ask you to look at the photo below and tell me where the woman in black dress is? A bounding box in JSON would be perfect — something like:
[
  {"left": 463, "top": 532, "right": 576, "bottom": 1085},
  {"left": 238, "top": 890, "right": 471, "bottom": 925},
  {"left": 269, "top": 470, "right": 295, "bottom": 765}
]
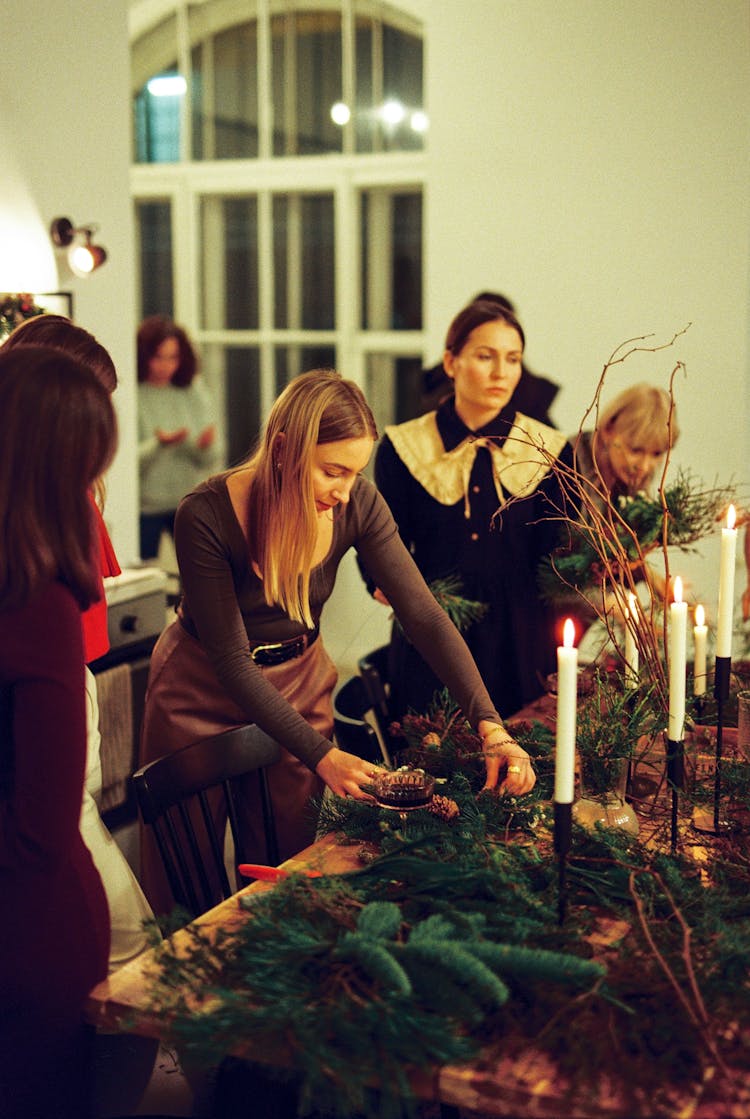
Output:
[{"left": 374, "top": 299, "right": 573, "bottom": 719}]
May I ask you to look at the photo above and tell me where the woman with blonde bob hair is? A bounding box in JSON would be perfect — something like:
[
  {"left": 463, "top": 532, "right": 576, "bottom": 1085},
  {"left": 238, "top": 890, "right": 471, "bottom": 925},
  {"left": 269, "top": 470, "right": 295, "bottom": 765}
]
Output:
[
  {"left": 571, "top": 382, "right": 681, "bottom": 660},
  {"left": 577, "top": 382, "right": 679, "bottom": 501},
  {"left": 140, "top": 368, "right": 534, "bottom": 913}
]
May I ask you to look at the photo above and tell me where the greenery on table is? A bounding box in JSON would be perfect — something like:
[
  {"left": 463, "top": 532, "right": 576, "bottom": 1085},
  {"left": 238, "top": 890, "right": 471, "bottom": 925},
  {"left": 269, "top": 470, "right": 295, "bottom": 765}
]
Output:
[
  {"left": 145, "top": 700, "right": 750, "bottom": 1119},
  {"left": 539, "top": 472, "right": 733, "bottom": 600},
  {"left": 575, "top": 671, "right": 661, "bottom": 796},
  {"left": 394, "top": 575, "right": 488, "bottom": 638}
]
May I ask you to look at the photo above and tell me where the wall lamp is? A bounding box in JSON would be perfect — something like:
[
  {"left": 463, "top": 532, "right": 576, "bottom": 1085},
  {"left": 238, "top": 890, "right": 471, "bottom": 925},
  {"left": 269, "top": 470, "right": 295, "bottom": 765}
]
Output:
[{"left": 50, "top": 217, "right": 108, "bottom": 277}]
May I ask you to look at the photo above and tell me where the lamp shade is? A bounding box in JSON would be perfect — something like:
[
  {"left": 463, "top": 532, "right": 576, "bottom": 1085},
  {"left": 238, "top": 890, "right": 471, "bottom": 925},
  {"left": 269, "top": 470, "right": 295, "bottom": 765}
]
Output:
[
  {"left": 50, "top": 217, "right": 108, "bottom": 277},
  {"left": 69, "top": 242, "right": 107, "bottom": 276}
]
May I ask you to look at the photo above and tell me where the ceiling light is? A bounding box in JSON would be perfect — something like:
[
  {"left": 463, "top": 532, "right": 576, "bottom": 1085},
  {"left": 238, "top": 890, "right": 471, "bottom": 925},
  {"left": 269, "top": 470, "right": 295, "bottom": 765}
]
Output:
[
  {"left": 330, "top": 101, "right": 351, "bottom": 126},
  {"left": 147, "top": 74, "right": 187, "bottom": 97},
  {"left": 410, "top": 110, "right": 429, "bottom": 134},
  {"left": 380, "top": 99, "right": 406, "bottom": 126}
]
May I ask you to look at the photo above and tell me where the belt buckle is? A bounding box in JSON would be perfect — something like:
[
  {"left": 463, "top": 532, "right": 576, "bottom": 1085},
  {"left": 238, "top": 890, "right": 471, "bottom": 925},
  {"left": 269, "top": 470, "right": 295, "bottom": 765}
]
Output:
[
  {"left": 251, "top": 640, "right": 285, "bottom": 664},
  {"left": 251, "top": 635, "right": 306, "bottom": 665}
]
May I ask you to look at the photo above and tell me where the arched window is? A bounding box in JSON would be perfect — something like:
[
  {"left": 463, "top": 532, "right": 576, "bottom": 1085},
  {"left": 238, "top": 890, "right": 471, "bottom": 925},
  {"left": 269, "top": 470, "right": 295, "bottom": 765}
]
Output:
[{"left": 131, "top": 0, "right": 425, "bottom": 463}]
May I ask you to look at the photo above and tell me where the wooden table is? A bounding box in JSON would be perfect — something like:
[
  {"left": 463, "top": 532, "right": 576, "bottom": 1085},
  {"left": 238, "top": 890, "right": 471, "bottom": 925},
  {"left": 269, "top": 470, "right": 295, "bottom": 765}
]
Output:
[
  {"left": 85, "top": 680, "right": 748, "bottom": 1119},
  {"left": 85, "top": 835, "right": 595, "bottom": 1117},
  {"left": 85, "top": 825, "right": 743, "bottom": 1119}
]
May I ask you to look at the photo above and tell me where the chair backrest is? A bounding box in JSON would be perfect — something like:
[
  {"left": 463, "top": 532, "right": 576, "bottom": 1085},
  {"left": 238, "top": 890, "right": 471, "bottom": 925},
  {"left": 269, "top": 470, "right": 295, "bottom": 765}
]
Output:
[
  {"left": 133, "top": 724, "right": 281, "bottom": 918},
  {"left": 333, "top": 674, "right": 391, "bottom": 766},
  {"left": 357, "top": 644, "right": 392, "bottom": 740}
]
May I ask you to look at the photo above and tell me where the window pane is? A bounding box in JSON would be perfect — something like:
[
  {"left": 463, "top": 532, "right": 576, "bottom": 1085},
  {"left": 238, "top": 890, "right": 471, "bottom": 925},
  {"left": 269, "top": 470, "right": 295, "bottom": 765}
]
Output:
[
  {"left": 213, "top": 21, "right": 259, "bottom": 159},
  {"left": 200, "top": 196, "right": 259, "bottom": 330},
  {"left": 190, "top": 42, "right": 205, "bottom": 160},
  {"left": 360, "top": 190, "right": 422, "bottom": 330},
  {"left": 133, "top": 68, "right": 183, "bottom": 164},
  {"left": 273, "top": 195, "right": 335, "bottom": 330},
  {"left": 382, "top": 23, "right": 424, "bottom": 152},
  {"left": 137, "top": 201, "right": 173, "bottom": 318},
  {"left": 354, "top": 17, "right": 374, "bottom": 154},
  {"left": 353, "top": 10, "right": 425, "bottom": 153},
  {"left": 271, "top": 11, "right": 342, "bottom": 156},
  {"left": 365, "top": 354, "right": 423, "bottom": 434},
  {"left": 203, "top": 345, "right": 261, "bottom": 466},
  {"left": 132, "top": 14, "right": 182, "bottom": 163},
  {"left": 274, "top": 346, "right": 337, "bottom": 395}
]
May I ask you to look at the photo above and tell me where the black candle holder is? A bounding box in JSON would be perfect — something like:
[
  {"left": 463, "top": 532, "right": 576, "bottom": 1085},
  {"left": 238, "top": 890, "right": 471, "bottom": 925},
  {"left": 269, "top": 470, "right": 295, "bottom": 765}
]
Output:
[
  {"left": 554, "top": 801, "right": 572, "bottom": 926},
  {"left": 713, "top": 655, "right": 731, "bottom": 833},
  {"left": 692, "top": 693, "right": 706, "bottom": 724},
  {"left": 666, "top": 737, "right": 684, "bottom": 852}
]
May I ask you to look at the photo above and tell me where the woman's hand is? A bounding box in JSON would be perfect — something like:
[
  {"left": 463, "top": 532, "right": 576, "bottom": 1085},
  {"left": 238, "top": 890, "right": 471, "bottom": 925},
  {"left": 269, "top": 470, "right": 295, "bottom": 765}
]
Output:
[
  {"left": 156, "top": 426, "right": 188, "bottom": 445},
  {"left": 478, "top": 722, "right": 536, "bottom": 795},
  {"left": 197, "top": 424, "right": 216, "bottom": 450},
  {"left": 316, "top": 746, "right": 386, "bottom": 800}
]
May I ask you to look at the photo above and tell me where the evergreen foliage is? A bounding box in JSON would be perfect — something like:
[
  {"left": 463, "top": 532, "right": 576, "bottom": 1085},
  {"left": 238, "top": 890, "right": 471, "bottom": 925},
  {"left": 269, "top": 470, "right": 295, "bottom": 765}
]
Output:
[
  {"left": 145, "top": 701, "right": 750, "bottom": 1118},
  {"left": 538, "top": 471, "right": 732, "bottom": 603},
  {"left": 395, "top": 575, "right": 488, "bottom": 637}
]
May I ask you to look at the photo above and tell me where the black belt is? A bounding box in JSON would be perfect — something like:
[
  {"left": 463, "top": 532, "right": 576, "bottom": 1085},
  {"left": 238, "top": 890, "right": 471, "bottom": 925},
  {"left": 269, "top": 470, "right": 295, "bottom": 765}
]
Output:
[{"left": 249, "top": 627, "right": 319, "bottom": 666}]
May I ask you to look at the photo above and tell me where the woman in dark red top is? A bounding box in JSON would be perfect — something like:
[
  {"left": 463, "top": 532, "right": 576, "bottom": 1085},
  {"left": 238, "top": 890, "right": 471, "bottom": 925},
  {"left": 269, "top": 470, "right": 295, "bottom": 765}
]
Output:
[{"left": 0, "top": 345, "right": 116, "bottom": 1118}]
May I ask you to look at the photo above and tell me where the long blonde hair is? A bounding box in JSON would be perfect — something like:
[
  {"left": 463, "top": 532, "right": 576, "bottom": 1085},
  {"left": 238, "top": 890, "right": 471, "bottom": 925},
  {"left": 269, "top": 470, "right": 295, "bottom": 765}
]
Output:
[{"left": 246, "top": 369, "right": 377, "bottom": 626}]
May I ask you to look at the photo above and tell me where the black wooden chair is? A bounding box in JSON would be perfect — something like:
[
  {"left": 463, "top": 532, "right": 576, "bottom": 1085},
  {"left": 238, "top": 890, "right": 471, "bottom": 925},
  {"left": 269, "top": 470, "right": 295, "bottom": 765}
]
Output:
[
  {"left": 357, "top": 643, "right": 393, "bottom": 742},
  {"left": 332, "top": 673, "right": 392, "bottom": 766},
  {"left": 132, "top": 724, "right": 281, "bottom": 918}
]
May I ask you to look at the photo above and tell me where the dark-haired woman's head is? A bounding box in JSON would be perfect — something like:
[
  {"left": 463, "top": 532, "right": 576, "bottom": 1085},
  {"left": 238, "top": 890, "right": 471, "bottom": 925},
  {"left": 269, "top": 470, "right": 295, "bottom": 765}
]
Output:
[
  {"left": 0, "top": 345, "right": 117, "bottom": 610},
  {"left": 443, "top": 300, "right": 525, "bottom": 428},
  {"left": 445, "top": 299, "right": 525, "bottom": 356},
  {"left": 3, "top": 313, "right": 117, "bottom": 393},
  {"left": 137, "top": 316, "right": 197, "bottom": 387}
]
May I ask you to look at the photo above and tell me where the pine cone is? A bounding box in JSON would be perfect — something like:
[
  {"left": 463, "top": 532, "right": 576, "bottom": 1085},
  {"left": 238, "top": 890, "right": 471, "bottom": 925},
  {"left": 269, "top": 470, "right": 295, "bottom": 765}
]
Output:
[{"left": 428, "top": 794, "right": 459, "bottom": 821}]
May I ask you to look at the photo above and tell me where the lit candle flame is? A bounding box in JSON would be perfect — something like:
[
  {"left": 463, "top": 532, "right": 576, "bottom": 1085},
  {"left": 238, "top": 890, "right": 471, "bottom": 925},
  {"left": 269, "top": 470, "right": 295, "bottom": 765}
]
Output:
[
  {"left": 673, "top": 576, "right": 683, "bottom": 605},
  {"left": 627, "top": 592, "right": 637, "bottom": 618},
  {"left": 727, "top": 504, "right": 736, "bottom": 531},
  {"left": 563, "top": 617, "right": 576, "bottom": 648},
  {"left": 695, "top": 603, "right": 705, "bottom": 627}
]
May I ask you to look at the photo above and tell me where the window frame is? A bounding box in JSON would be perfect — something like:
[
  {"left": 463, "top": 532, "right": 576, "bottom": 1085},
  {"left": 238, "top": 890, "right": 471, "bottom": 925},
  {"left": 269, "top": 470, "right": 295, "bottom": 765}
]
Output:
[{"left": 131, "top": 0, "right": 426, "bottom": 430}]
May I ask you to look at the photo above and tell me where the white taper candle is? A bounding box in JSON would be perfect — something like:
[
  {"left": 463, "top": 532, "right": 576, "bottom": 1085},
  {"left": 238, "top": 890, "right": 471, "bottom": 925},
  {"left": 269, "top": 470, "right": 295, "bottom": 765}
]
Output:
[
  {"left": 716, "top": 505, "right": 737, "bottom": 659},
  {"left": 693, "top": 604, "right": 707, "bottom": 697},
  {"left": 625, "top": 592, "right": 639, "bottom": 687},
  {"left": 555, "top": 619, "right": 577, "bottom": 804},
  {"left": 668, "top": 577, "right": 687, "bottom": 741}
]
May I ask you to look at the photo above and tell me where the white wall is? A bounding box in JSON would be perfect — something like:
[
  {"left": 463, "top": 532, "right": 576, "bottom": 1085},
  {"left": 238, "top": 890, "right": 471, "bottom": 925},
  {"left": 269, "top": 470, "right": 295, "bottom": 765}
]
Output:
[
  {"left": 0, "top": 0, "right": 139, "bottom": 564},
  {"left": 425, "top": 0, "right": 750, "bottom": 621}
]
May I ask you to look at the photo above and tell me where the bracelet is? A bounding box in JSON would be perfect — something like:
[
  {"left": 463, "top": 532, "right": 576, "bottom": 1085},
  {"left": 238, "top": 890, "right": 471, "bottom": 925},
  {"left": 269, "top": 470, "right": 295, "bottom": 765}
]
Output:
[
  {"left": 481, "top": 725, "right": 513, "bottom": 743},
  {"left": 481, "top": 728, "right": 516, "bottom": 756}
]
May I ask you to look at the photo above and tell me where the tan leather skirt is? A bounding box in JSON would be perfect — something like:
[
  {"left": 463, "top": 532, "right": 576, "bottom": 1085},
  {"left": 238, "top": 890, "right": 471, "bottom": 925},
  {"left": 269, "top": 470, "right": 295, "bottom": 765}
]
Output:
[{"left": 139, "top": 620, "right": 335, "bottom": 914}]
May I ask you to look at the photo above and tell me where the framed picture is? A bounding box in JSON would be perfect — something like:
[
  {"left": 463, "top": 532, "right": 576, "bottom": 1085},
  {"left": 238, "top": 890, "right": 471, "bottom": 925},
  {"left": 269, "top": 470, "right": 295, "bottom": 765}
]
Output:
[
  {"left": 1, "top": 291, "right": 73, "bottom": 340},
  {"left": 34, "top": 291, "right": 74, "bottom": 318}
]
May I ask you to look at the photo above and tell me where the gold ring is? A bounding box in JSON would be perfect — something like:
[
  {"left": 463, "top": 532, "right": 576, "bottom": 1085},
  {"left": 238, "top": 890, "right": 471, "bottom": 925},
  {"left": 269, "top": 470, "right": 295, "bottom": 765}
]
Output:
[{"left": 507, "top": 765, "right": 522, "bottom": 774}]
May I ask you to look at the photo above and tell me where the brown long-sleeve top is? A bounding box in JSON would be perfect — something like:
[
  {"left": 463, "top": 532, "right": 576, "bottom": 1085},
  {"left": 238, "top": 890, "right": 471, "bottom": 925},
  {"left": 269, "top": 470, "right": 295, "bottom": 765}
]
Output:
[{"left": 174, "top": 473, "right": 502, "bottom": 770}]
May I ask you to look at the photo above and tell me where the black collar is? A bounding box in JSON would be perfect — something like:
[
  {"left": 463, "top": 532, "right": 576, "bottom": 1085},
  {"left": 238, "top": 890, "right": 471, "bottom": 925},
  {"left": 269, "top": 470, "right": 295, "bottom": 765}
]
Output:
[{"left": 435, "top": 396, "right": 517, "bottom": 452}]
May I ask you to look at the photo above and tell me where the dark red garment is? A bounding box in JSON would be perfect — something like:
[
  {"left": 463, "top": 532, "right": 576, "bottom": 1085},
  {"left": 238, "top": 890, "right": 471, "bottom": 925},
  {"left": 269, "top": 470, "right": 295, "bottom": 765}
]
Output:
[
  {"left": 0, "top": 581, "right": 110, "bottom": 1117},
  {"left": 81, "top": 495, "right": 121, "bottom": 664}
]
